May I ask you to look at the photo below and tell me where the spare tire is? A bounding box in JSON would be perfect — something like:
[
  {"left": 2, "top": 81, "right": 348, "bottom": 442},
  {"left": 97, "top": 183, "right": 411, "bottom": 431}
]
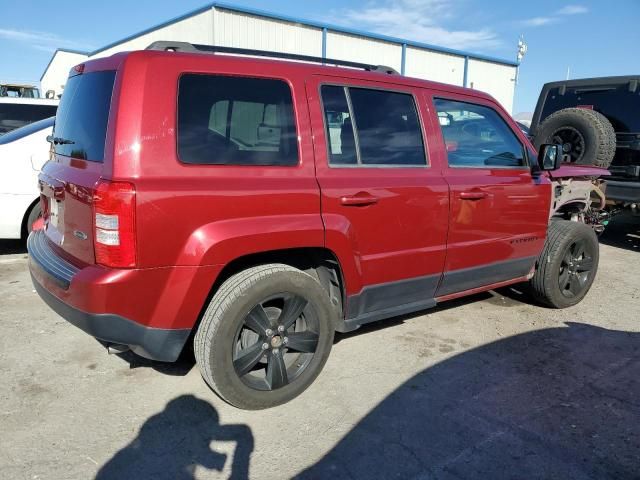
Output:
[{"left": 534, "top": 108, "right": 616, "bottom": 168}]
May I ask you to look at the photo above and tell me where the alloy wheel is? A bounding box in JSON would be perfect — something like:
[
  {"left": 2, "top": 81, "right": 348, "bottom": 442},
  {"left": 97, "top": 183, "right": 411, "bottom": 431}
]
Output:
[
  {"left": 551, "top": 126, "right": 586, "bottom": 163},
  {"left": 558, "top": 238, "right": 594, "bottom": 298},
  {"left": 232, "top": 293, "right": 320, "bottom": 391}
]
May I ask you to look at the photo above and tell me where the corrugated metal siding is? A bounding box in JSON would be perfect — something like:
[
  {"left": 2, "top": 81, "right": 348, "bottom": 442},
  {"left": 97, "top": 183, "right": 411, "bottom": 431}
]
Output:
[
  {"left": 91, "top": 10, "right": 214, "bottom": 59},
  {"left": 467, "top": 59, "right": 516, "bottom": 112},
  {"left": 214, "top": 10, "right": 322, "bottom": 56},
  {"left": 42, "top": 6, "right": 518, "bottom": 113},
  {"left": 326, "top": 32, "right": 402, "bottom": 72},
  {"left": 404, "top": 48, "right": 465, "bottom": 86}
]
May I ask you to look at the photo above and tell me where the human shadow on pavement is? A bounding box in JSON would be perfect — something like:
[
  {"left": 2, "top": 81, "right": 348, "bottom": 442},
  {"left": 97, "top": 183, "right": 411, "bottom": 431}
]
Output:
[
  {"left": 299, "top": 322, "right": 640, "bottom": 480},
  {"left": 95, "top": 395, "right": 253, "bottom": 480}
]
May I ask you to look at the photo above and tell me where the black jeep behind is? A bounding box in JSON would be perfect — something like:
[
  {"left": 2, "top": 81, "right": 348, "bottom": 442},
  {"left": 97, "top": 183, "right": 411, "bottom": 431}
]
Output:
[{"left": 530, "top": 75, "right": 640, "bottom": 205}]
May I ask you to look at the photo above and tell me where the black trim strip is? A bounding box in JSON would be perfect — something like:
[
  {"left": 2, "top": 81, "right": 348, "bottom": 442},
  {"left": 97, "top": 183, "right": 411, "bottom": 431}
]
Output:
[
  {"left": 27, "top": 230, "right": 79, "bottom": 289},
  {"left": 339, "top": 257, "right": 536, "bottom": 332},
  {"left": 338, "top": 274, "right": 440, "bottom": 332},
  {"left": 339, "top": 298, "right": 437, "bottom": 333},
  {"left": 436, "top": 256, "right": 536, "bottom": 297},
  {"left": 346, "top": 274, "right": 440, "bottom": 319}
]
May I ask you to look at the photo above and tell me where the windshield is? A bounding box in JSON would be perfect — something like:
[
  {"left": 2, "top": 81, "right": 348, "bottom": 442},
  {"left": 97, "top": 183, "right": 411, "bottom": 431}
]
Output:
[
  {"left": 53, "top": 70, "right": 116, "bottom": 162},
  {"left": 0, "top": 116, "right": 54, "bottom": 145}
]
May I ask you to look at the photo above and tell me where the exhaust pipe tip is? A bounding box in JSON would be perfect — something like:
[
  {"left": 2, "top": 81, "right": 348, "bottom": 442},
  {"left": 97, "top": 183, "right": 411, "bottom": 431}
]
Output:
[{"left": 106, "top": 343, "right": 130, "bottom": 355}]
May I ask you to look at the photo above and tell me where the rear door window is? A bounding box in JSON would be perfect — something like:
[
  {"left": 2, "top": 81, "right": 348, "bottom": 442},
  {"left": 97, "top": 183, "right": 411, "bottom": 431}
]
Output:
[
  {"left": 320, "top": 86, "right": 358, "bottom": 165},
  {"left": 178, "top": 75, "right": 298, "bottom": 166},
  {"left": 0, "top": 103, "right": 57, "bottom": 135},
  {"left": 52, "top": 70, "right": 116, "bottom": 162},
  {"left": 434, "top": 98, "right": 525, "bottom": 168},
  {"left": 320, "top": 85, "right": 426, "bottom": 167}
]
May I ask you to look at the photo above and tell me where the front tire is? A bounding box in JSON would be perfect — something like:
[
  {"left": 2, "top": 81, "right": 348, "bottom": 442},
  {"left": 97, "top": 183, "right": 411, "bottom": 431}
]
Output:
[
  {"left": 194, "top": 264, "right": 335, "bottom": 409},
  {"left": 529, "top": 220, "right": 599, "bottom": 308}
]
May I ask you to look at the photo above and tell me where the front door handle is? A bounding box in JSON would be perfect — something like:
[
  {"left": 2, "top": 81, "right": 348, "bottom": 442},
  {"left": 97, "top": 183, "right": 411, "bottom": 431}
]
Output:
[
  {"left": 459, "top": 190, "right": 488, "bottom": 200},
  {"left": 340, "top": 193, "right": 379, "bottom": 206}
]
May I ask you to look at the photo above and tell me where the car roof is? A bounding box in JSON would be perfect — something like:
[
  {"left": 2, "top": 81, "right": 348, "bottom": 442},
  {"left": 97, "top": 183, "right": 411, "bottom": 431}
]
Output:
[
  {"left": 542, "top": 75, "right": 640, "bottom": 89},
  {"left": 84, "top": 49, "right": 498, "bottom": 106},
  {"left": 531, "top": 75, "right": 640, "bottom": 133}
]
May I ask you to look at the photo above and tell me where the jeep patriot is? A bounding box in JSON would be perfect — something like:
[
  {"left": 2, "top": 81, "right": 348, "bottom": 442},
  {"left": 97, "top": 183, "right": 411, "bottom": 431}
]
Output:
[{"left": 29, "top": 42, "right": 605, "bottom": 409}]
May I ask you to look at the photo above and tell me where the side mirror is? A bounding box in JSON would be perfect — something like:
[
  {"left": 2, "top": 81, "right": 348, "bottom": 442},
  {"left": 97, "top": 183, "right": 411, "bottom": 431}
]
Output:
[{"left": 538, "top": 144, "right": 562, "bottom": 171}]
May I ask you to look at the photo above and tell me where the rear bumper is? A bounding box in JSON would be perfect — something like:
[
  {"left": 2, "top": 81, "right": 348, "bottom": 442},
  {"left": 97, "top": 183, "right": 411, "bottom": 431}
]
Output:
[
  {"left": 28, "top": 230, "right": 222, "bottom": 362},
  {"left": 605, "top": 180, "right": 640, "bottom": 203},
  {"left": 31, "top": 273, "right": 190, "bottom": 361}
]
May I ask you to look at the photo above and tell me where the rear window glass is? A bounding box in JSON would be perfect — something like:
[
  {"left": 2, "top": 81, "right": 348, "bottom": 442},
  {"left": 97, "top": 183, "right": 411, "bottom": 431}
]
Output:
[
  {"left": 178, "top": 75, "right": 298, "bottom": 166},
  {"left": 0, "top": 103, "right": 57, "bottom": 135},
  {"left": 541, "top": 84, "right": 640, "bottom": 133},
  {"left": 53, "top": 70, "right": 116, "bottom": 162}
]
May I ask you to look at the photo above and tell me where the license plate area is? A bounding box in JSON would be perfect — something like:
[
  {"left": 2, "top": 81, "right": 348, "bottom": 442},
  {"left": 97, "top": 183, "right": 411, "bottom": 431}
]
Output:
[
  {"left": 46, "top": 196, "right": 65, "bottom": 246},
  {"left": 49, "top": 198, "right": 60, "bottom": 228}
]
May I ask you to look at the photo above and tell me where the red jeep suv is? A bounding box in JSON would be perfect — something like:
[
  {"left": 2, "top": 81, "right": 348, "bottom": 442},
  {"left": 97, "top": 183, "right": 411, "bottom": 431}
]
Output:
[{"left": 29, "top": 42, "right": 604, "bottom": 409}]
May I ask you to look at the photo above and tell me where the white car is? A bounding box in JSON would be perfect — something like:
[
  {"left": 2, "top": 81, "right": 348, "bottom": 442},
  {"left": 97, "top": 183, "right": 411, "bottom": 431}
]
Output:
[{"left": 0, "top": 117, "right": 54, "bottom": 239}]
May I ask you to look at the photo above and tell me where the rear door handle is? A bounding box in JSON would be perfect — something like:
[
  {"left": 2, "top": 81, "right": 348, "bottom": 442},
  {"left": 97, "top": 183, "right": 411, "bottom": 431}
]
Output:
[
  {"left": 459, "top": 190, "right": 488, "bottom": 200},
  {"left": 340, "top": 193, "right": 379, "bottom": 206}
]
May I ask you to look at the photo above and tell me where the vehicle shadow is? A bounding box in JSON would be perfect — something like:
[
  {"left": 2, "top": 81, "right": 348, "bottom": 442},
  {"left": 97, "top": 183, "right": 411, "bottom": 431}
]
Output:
[
  {"left": 95, "top": 394, "right": 254, "bottom": 480},
  {"left": 298, "top": 322, "right": 640, "bottom": 480},
  {"left": 600, "top": 211, "right": 640, "bottom": 252},
  {"left": 114, "top": 348, "right": 196, "bottom": 376},
  {"left": 0, "top": 239, "right": 27, "bottom": 255},
  {"left": 334, "top": 292, "right": 494, "bottom": 344}
]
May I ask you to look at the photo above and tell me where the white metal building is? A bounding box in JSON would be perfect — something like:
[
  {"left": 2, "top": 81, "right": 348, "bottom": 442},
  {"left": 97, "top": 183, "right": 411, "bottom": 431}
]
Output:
[{"left": 40, "top": 2, "right": 519, "bottom": 111}]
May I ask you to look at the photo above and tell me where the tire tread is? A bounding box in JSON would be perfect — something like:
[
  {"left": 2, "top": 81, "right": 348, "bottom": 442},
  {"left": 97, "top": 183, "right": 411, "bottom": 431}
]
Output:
[
  {"left": 194, "top": 264, "right": 326, "bottom": 408},
  {"left": 529, "top": 220, "right": 599, "bottom": 308},
  {"left": 535, "top": 107, "right": 616, "bottom": 168}
]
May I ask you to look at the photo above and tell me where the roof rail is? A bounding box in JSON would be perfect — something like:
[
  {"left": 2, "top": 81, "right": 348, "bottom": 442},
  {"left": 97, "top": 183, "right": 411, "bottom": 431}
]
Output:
[{"left": 146, "top": 41, "right": 399, "bottom": 75}]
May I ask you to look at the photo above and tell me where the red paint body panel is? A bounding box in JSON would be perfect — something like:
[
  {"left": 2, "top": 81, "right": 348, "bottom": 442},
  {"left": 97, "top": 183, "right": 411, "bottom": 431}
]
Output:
[
  {"left": 423, "top": 91, "right": 552, "bottom": 283},
  {"left": 32, "top": 49, "right": 564, "bottom": 339},
  {"left": 306, "top": 75, "right": 449, "bottom": 295},
  {"left": 29, "top": 254, "right": 221, "bottom": 330}
]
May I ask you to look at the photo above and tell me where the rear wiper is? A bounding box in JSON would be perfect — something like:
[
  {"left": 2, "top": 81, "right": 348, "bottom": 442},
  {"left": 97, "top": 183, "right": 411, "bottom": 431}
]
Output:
[{"left": 46, "top": 135, "right": 75, "bottom": 145}]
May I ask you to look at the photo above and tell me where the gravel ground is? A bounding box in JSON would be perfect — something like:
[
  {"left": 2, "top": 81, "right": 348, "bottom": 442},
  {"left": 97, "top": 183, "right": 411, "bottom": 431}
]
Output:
[{"left": 0, "top": 214, "right": 638, "bottom": 480}]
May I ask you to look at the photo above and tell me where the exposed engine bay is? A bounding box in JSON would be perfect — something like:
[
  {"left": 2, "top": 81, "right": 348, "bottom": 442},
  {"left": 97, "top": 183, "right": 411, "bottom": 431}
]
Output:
[{"left": 549, "top": 171, "right": 611, "bottom": 234}]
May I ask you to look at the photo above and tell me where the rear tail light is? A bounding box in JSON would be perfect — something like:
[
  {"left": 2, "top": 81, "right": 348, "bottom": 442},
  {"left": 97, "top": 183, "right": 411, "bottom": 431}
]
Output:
[{"left": 93, "top": 180, "right": 136, "bottom": 268}]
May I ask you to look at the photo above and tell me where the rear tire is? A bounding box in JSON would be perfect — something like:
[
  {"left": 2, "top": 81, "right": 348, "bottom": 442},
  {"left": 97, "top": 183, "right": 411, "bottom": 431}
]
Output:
[
  {"left": 534, "top": 108, "right": 616, "bottom": 168},
  {"left": 194, "top": 264, "right": 335, "bottom": 410},
  {"left": 529, "top": 220, "right": 599, "bottom": 308}
]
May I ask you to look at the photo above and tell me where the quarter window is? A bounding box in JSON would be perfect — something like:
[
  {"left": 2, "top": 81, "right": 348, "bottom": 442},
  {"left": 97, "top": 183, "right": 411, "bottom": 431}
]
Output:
[
  {"left": 178, "top": 75, "right": 298, "bottom": 166},
  {"left": 434, "top": 98, "right": 525, "bottom": 168},
  {"left": 320, "top": 85, "right": 426, "bottom": 167}
]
